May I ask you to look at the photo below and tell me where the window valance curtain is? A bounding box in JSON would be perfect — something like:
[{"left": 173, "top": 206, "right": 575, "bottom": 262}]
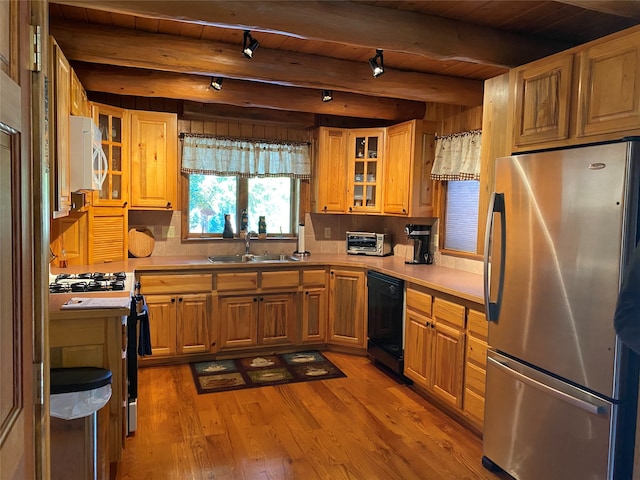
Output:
[
  {"left": 431, "top": 130, "right": 482, "bottom": 181},
  {"left": 181, "top": 133, "right": 311, "bottom": 179}
]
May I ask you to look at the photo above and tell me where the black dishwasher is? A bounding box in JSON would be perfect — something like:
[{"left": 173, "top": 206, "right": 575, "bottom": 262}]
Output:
[{"left": 367, "top": 271, "right": 407, "bottom": 379}]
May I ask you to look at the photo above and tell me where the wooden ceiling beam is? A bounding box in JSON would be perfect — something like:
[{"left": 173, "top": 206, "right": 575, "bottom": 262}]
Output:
[
  {"left": 73, "top": 64, "right": 427, "bottom": 121},
  {"left": 52, "top": 0, "right": 567, "bottom": 68},
  {"left": 180, "top": 102, "right": 316, "bottom": 128},
  {"left": 50, "top": 19, "right": 484, "bottom": 106}
]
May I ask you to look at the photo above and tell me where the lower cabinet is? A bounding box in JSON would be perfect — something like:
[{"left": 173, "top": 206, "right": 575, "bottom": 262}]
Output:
[
  {"left": 138, "top": 274, "right": 213, "bottom": 363},
  {"left": 301, "top": 269, "right": 328, "bottom": 344},
  {"left": 463, "top": 308, "right": 489, "bottom": 428},
  {"left": 404, "top": 284, "right": 467, "bottom": 410},
  {"left": 328, "top": 268, "right": 366, "bottom": 348},
  {"left": 218, "top": 293, "right": 296, "bottom": 350}
]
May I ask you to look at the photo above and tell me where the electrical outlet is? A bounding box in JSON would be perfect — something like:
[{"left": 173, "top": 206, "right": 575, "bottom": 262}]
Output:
[
  {"left": 167, "top": 226, "right": 176, "bottom": 238},
  {"left": 324, "top": 227, "right": 331, "bottom": 239}
]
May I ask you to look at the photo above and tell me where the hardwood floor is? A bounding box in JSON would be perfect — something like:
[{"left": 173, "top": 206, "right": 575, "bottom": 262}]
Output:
[{"left": 116, "top": 352, "right": 510, "bottom": 480}]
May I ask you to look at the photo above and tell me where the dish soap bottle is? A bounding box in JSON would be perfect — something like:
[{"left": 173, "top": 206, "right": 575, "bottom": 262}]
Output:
[
  {"left": 240, "top": 209, "right": 248, "bottom": 233},
  {"left": 222, "top": 214, "right": 234, "bottom": 238},
  {"left": 258, "top": 216, "right": 267, "bottom": 239}
]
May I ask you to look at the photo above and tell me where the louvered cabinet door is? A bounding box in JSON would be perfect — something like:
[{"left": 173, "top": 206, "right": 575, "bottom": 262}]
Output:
[{"left": 88, "top": 207, "right": 127, "bottom": 263}]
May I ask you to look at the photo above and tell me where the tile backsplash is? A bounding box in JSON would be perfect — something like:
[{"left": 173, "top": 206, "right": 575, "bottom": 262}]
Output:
[{"left": 128, "top": 210, "right": 482, "bottom": 275}]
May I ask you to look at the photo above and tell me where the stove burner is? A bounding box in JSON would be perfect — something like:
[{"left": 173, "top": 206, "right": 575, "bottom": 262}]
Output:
[
  {"left": 71, "top": 282, "right": 88, "bottom": 292},
  {"left": 110, "top": 280, "right": 125, "bottom": 291},
  {"left": 49, "top": 283, "right": 70, "bottom": 293},
  {"left": 87, "top": 281, "right": 108, "bottom": 291}
]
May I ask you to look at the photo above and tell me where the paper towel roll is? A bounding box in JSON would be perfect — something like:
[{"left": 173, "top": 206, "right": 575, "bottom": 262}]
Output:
[{"left": 297, "top": 224, "right": 305, "bottom": 253}]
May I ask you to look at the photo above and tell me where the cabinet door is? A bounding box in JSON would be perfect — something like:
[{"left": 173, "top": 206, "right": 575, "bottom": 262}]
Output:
[
  {"left": 259, "top": 293, "right": 295, "bottom": 345},
  {"left": 92, "top": 103, "right": 129, "bottom": 207},
  {"left": 219, "top": 296, "right": 258, "bottom": 350},
  {"left": 404, "top": 308, "right": 432, "bottom": 388},
  {"left": 347, "top": 129, "right": 384, "bottom": 213},
  {"left": 432, "top": 321, "right": 465, "bottom": 408},
  {"left": 315, "top": 127, "right": 347, "bottom": 213},
  {"left": 88, "top": 207, "right": 127, "bottom": 264},
  {"left": 51, "top": 37, "right": 71, "bottom": 218},
  {"left": 70, "top": 69, "right": 90, "bottom": 117},
  {"left": 328, "top": 269, "right": 366, "bottom": 347},
  {"left": 512, "top": 55, "right": 573, "bottom": 148},
  {"left": 50, "top": 212, "right": 88, "bottom": 267},
  {"left": 145, "top": 295, "right": 177, "bottom": 358},
  {"left": 383, "top": 121, "right": 412, "bottom": 215},
  {"left": 129, "top": 110, "right": 177, "bottom": 210},
  {"left": 177, "top": 293, "right": 212, "bottom": 355},
  {"left": 301, "top": 288, "right": 327, "bottom": 343},
  {"left": 577, "top": 31, "right": 640, "bottom": 137}
]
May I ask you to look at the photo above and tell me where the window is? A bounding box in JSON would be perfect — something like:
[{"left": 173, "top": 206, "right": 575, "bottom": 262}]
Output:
[
  {"left": 444, "top": 180, "right": 480, "bottom": 253},
  {"left": 187, "top": 174, "right": 298, "bottom": 237}
]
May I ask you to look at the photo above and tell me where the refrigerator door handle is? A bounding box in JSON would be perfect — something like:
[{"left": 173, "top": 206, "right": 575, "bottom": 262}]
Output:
[
  {"left": 488, "top": 356, "right": 606, "bottom": 415},
  {"left": 484, "top": 192, "right": 505, "bottom": 322}
]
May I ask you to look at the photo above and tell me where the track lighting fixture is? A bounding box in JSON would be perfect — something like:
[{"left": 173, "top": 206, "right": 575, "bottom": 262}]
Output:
[
  {"left": 321, "top": 90, "right": 333, "bottom": 102},
  {"left": 243, "top": 30, "right": 260, "bottom": 59},
  {"left": 369, "top": 49, "right": 385, "bottom": 78},
  {"left": 210, "top": 77, "right": 224, "bottom": 91}
]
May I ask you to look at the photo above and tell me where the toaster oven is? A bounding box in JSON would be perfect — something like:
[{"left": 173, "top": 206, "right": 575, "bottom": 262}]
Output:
[{"left": 346, "top": 232, "right": 392, "bottom": 256}]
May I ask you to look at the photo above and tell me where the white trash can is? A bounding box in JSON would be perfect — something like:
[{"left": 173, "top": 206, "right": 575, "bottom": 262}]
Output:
[{"left": 50, "top": 367, "right": 112, "bottom": 480}]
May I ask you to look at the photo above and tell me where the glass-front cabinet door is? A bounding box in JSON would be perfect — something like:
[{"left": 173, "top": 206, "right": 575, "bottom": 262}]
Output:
[
  {"left": 91, "top": 103, "right": 129, "bottom": 207},
  {"left": 347, "top": 129, "right": 384, "bottom": 213}
]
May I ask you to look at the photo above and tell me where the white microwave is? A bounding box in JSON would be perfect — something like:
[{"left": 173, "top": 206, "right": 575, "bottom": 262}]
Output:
[{"left": 69, "top": 116, "right": 108, "bottom": 192}]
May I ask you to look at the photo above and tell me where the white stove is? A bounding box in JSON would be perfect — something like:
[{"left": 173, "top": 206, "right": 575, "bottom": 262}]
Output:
[{"left": 49, "top": 271, "right": 135, "bottom": 294}]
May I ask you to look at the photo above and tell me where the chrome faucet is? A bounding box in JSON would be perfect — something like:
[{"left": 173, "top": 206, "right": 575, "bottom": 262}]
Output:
[{"left": 244, "top": 230, "right": 252, "bottom": 255}]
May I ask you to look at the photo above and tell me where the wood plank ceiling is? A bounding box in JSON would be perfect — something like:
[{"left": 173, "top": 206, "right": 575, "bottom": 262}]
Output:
[{"left": 48, "top": 1, "right": 640, "bottom": 126}]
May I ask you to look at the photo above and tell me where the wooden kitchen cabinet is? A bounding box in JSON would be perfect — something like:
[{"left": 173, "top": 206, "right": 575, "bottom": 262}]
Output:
[
  {"left": 328, "top": 268, "right": 366, "bottom": 348},
  {"left": 129, "top": 110, "right": 178, "bottom": 210},
  {"left": 463, "top": 308, "right": 489, "bottom": 428},
  {"left": 347, "top": 129, "right": 384, "bottom": 213},
  {"left": 139, "top": 274, "right": 213, "bottom": 363},
  {"left": 404, "top": 285, "right": 466, "bottom": 409},
  {"left": 383, "top": 120, "right": 436, "bottom": 217},
  {"left": 50, "top": 36, "right": 72, "bottom": 219},
  {"left": 217, "top": 270, "right": 297, "bottom": 352},
  {"left": 577, "top": 30, "right": 640, "bottom": 138},
  {"left": 301, "top": 269, "right": 328, "bottom": 344},
  {"left": 50, "top": 211, "right": 88, "bottom": 267},
  {"left": 91, "top": 102, "right": 129, "bottom": 208},
  {"left": 88, "top": 206, "right": 128, "bottom": 264},
  {"left": 512, "top": 55, "right": 573, "bottom": 148},
  {"left": 314, "top": 127, "right": 347, "bottom": 213},
  {"left": 70, "top": 68, "right": 90, "bottom": 117}
]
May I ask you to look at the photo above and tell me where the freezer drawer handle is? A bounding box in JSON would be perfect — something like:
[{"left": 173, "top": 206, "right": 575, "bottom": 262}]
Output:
[{"left": 488, "top": 356, "right": 606, "bottom": 415}]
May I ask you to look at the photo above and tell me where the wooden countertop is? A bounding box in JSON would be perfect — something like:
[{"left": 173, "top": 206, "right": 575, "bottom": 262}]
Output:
[{"left": 50, "top": 254, "right": 484, "bottom": 305}]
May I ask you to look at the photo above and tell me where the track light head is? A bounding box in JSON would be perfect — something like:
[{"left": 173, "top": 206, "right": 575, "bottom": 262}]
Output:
[
  {"left": 243, "top": 30, "right": 260, "bottom": 59},
  {"left": 321, "top": 90, "right": 333, "bottom": 102},
  {"left": 369, "top": 49, "right": 385, "bottom": 78},
  {"left": 210, "top": 77, "right": 224, "bottom": 91}
]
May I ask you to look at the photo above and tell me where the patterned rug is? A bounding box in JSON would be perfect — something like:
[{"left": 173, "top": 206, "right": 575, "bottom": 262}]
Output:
[{"left": 189, "top": 351, "right": 346, "bottom": 394}]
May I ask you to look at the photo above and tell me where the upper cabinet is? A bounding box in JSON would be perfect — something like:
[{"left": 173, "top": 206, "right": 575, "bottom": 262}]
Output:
[
  {"left": 92, "top": 102, "right": 129, "bottom": 208},
  {"left": 576, "top": 32, "right": 640, "bottom": 138},
  {"left": 512, "top": 55, "right": 573, "bottom": 148},
  {"left": 129, "top": 110, "right": 178, "bottom": 210},
  {"left": 383, "top": 120, "right": 436, "bottom": 217},
  {"left": 347, "top": 129, "right": 384, "bottom": 213},
  {"left": 313, "top": 121, "right": 436, "bottom": 216},
  {"left": 49, "top": 37, "right": 72, "bottom": 219},
  {"left": 70, "top": 69, "right": 90, "bottom": 117},
  {"left": 511, "top": 26, "right": 640, "bottom": 152},
  {"left": 314, "top": 127, "right": 348, "bottom": 213}
]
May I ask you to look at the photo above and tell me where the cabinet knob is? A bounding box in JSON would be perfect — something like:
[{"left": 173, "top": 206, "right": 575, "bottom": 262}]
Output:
[
  {"left": 253, "top": 298, "right": 257, "bottom": 302},
  {"left": 348, "top": 207, "right": 353, "bottom": 212},
  {"left": 178, "top": 297, "right": 183, "bottom": 302},
  {"left": 323, "top": 206, "right": 327, "bottom": 212},
  {"left": 305, "top": 291, "right": 309, "bottom": 295},
  {"left": 166, "top": 202, "right": 172, "bottom": 209},
  {"left": 123, "top": 201, "right": 128, "bottom": 208},
  {"left": 402, "top": 208, "right": 406, "bottom": 214},
  {"left": 171, "top": 298, "right": 175, "bottom": 303}
]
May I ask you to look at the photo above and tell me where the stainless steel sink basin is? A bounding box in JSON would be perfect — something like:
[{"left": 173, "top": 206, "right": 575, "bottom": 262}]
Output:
[
  {"left": 207, "top": 255, "right": 248, "bottom": 263},
  {"left": 207, "top": 254, "right": 300, "bottom": 263}
]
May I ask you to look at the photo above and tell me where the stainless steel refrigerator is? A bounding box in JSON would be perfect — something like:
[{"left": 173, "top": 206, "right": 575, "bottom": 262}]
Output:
[{"left": 483, "top": 140, "right": 640, "bottom": 480}]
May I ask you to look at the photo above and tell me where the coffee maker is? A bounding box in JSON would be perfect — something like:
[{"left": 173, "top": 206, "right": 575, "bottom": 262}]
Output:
[{"left": 405, "top": 224, "right": 433, "bottom": 264}]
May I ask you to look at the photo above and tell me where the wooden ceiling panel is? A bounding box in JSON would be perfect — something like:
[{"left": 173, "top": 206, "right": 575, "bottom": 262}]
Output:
[{"left": 48, "top": 1, "right": 640, "bottom": 123}]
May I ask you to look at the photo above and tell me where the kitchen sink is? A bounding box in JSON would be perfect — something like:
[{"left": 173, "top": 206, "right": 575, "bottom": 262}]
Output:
[{"left": 207, "top": 254, "right": 300, "bottom": 263}]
